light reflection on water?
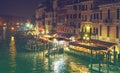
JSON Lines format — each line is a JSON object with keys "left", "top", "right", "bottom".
{"left": 9, "top": 36, "right": 16, "bottom": 73}
{"left": 52, "top": 58, "right": 65, "bottom": 73}
{"left": 69, "top": 62, "right": 89, "bottom": 73}
{"left": 0, "top": 37, "right": 90, "bottom": 73}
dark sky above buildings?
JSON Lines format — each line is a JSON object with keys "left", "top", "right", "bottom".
{"left": 0, "top": 0, "right": 46, "bottom": 18}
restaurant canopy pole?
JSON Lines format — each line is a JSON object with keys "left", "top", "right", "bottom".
{"left": 113, "top": 46, "right": 117, "bottom": 65}
{"left": 107, "top": 50, "right": 110, "bottom": 73}
{"left": 90, "top": 48, "right": 93, "bottom": 73}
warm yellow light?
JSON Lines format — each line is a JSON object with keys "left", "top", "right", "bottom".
{"left": 45, "top": 24, "right": 49, "bottom": 34}
{"left": 85, "top": 34, "right": 88, "bottom": 37}
{"left": 86, "top": 26, "right": 90, "bottom": 32}
{"left": 11, "top": 27, "right": 15, "bottom": 31}
{"left": 16, "top": 22, "right": 19, "bottom": 25}
{"left": 53, "top": 38, "right": 57, "bottom": 42}
{"left": 83, "top": 36, "right": 86, "bottom": 40}
{"left": 26, "top": 20, "right": 31, "bottom": 24}
{"left": 41, "top": 31, "right": 45, "bottom": 34}
{"left": 11, "top": 36, "right": 14, "bottom": 41}
{"left": 86, "top": 37, "right": 90, "bottom": 40}
{"left": 115, "top": 45, "right": 119, "bottom": 54}
{"left": 86, "top": 26, "right": 90, "bottom": 30}
{"left": 3, "top": 23, "right": 6, "bottom": 26}
{"left": 3, "top": 23, "right": 6, "bottom": 27}
{"left": 9, "top": 36, "right": 16, "bottom": 68}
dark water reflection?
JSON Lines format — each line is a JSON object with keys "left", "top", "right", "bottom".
{"left": 0, "top": 36, "right": 90, "bottom": 73}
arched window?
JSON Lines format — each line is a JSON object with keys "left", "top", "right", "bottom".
{"left": 116, "top": 26, "right": 119, "bottom": 38}
{"left": 108, "top": 9, "right": 110, "bottom": 19}
{"left": 117, "top": 8, "right": 119, "bottom": 19}
{"left": 100, "top": 10, "right": 102, "bottom": 20}
{"left": 66, "top": 15, "right": 69, "bottom": 19}
{"left": 100, "top": 25, "right": 102, "bottom": 36}
{"left": 79, "top": 13, "right": 81, "bottom": 19}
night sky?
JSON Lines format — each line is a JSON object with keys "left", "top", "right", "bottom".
{"left": 0, "top": 0, "right": 46, "bottom": 18}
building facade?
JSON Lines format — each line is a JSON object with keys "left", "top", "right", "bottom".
{"left": 57, "top": 0, "right": 120, "bottom": 43}
{"left": 36, "top": 0, "right": 120, "bottom": 49}
{"left": 35, "top": 0, "right": 58, "bottom": 34}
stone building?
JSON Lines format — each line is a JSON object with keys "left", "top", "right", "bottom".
{"left": 35, "top": 0, "right": 58, "bottom": 34}
{"left": 36, "top": 0, "right": 120, "bottom": 49}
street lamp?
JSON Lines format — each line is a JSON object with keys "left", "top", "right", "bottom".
{"left": 2, "top": 23, "right": 6, "bottom": 40}
{"left": 10, "top": 26, "right": 15, "bottom": 31}
{"left": 10, "top": 26, "right": 15, "bottom": 36}
{"left": 83, "top": 34, "right": 90, "bottom": 41}
{"left": 26, "top": 23, "right": 30, "bottom": 28}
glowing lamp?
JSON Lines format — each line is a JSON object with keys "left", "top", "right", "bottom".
{"left": 11, "top": 27, "right": 15, "bottom": 31}
{"left": 26, "top": 24, "right": 30, "bottom": 28}
{"left": 3, "top": 23, "right": 6, "bottom": 27}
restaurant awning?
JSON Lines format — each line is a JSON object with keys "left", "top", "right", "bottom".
{"left": 48, "top": 37, "right": 70, "bottom": 41}
{"left": 58, "top": 33, "right": 75, "bottom": 38}
{"left": 91, "top": 39, "right": 117, "bottom": 47}
{"left": 69, "top": 42, "right": 108, "bottom": 50}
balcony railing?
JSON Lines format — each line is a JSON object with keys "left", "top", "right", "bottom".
{"left": 115, "top": 19, "right": 120, "bottom": 23}
{"left": 103, "top": 18, "right": 113, "bottom": 23}
{"left": 90, "top": 19, "right": 99, "bottom": 23}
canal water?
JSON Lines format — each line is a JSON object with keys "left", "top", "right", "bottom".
{"left": 0, "top": 36, "right": 90, "bottom": 73}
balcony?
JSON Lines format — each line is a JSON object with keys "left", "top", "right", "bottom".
{"left": 90, "top": 19, "right": 100, "bottom": 23}
{"left": 115, "top": 19, "right": 120, "bottom": 23}
{"left": 103, "top": 18, "right": 113, "bottom": 25}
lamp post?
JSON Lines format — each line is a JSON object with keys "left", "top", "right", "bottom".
{"left": 113, "top": 46, "right": 117, "bottom": 65}
{"left": 106, "top": 50, "right": 110, "bottom": 73}
{"left": 2, "top": 23, "right": 6, "bottom": 40}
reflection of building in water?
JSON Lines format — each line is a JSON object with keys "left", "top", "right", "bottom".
{"left": 31, "top": 52, "right": 47, "bottom": 73}
{"left": 69, "top": 62, "right": 89, "bottom": 73}
{"left": 9, "top": 36, "right": 16, "bottom": 73}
